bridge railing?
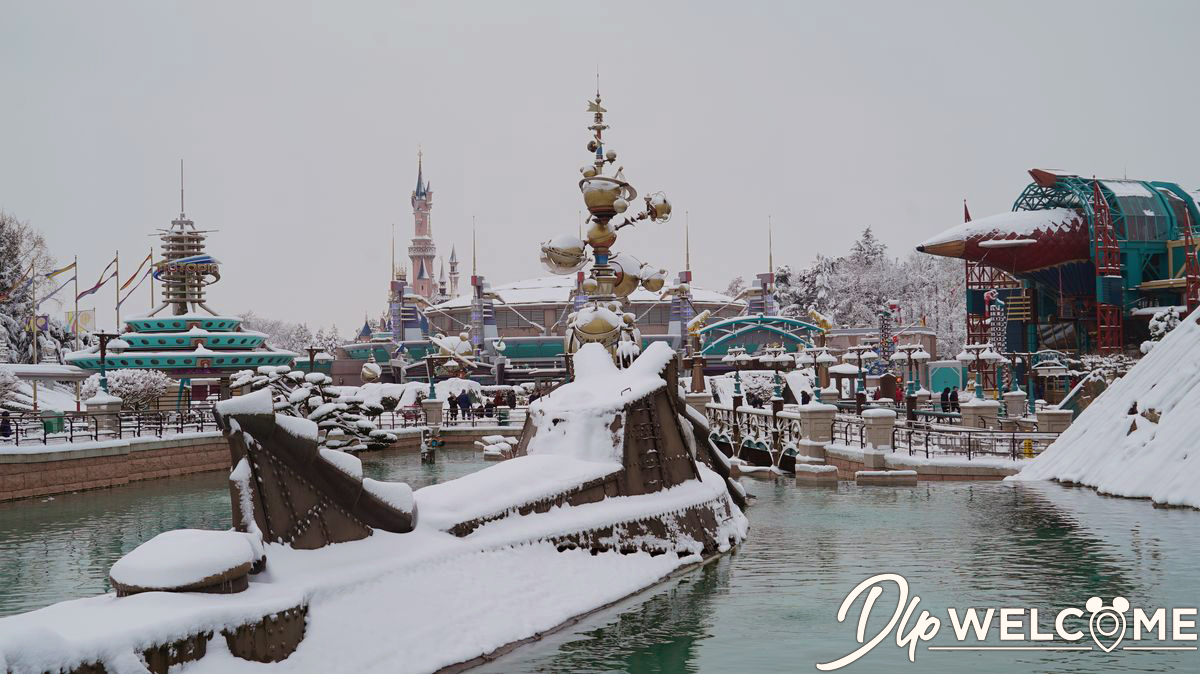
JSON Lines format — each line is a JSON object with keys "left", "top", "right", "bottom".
{"left": 708, "top": 403, "right": 1059, "bottom": 463}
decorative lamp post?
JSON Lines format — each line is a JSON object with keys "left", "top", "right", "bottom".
{"left": 814, "top": 347, "right": 837, "bottom": 402}
{"left": 956, "top": 343, "right": 991, "bottom": 399}
{"left": 844, "top": 345, "right": 878, "bottom": 396}
{"left": 981, "top": 348, "right": 1005, "bottom": 398}
{"left": 92, "top": 333, "right": 128, "bottom": 393}
{"left": 890, "top": 346, "right": 912, "bottom": 396}
{"left": 723, "top": 347, "right": 747, "bottom": 403}
{"left": 795, "top": 348, "right": 816, "bottom": 403}
{"left": 912, "top": 347, "right": 931, "bottom": 392}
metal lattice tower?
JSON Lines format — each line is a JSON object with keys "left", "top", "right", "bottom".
{"left": 1183, "top": 209, "right": 1200, "bottom": 314}
{"left": 964, "top": 202, "right": 1018, "bottom": 388}
{"left": 1090, "top": 180, "right": 1124, "bottom": 354}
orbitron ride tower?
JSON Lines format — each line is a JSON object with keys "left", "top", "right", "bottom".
{"left": 407, "top": 151, "right": 438, "bottom": 300}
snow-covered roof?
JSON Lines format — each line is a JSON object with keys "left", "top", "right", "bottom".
{"left": 918, "top": 207, "right": 1080, "bottom": 249}
{"left": 430, "top": 275, "right": 742, "bottom": 310}
{"left": 1101, "top": 180, "right": 1154, "bottom": 198}
{"left": 0, "top": 363, "right": 90, "bottom": 380}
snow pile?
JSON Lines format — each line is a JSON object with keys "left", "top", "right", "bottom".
{"left": 215, "top": 388, "right": 274, "bottom": 416}
{"left": 415, "top": 455, "right": 622, "bottom": 531}
{"left": 918, "top": 207, "right": 1080, "bottom": 248}
{"left": 525, "top": 342, "right": 673, "bottom": 463}
{"left": 108, "top": 529, "right": 262, "bottom": 591}
{"left": 1011, "top": 306, "right": 1200, "bottom": 508}
{"left": 362, "top": 478, "right": 414, "bottom": 514}
{"left": 318, "top": 447, "right": 363, "bottom": 480}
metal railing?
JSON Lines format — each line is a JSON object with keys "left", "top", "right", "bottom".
{"left": 832, "top": 416, "right": 1058, "bottom": 461}
{"left": 708, "top": 402, "right": 1060, "bottom": 464}
{"left": 0, "top": 405, "right": 219, "bottom": 446}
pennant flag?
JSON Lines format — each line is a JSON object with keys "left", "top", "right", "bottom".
{"left": 36, "top": 274, "right": 76, "bottom": 306}
{"left": 45, "top": 262, "right": 77, "bottom": 280}
{"left": 120, "top": 253, "right": 152, "bottom": 290}
{"left": 117, "top": 268, "right": 152, "bottom": 308}
{"left": 76, "top": 270, "right": 117, "bottom": 301}
{"left": 75, "top": 257, "right": 119, "bottom": 301}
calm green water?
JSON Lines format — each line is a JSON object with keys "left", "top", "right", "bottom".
{"left": 1, "top": 453, "right": 1198, "bottom": 673}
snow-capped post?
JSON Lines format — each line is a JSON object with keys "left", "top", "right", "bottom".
{"left": 796, "top": 402, "right": 836, "bottom": 462}
{"left": 960, "top": 398, "right": 1000, "bottom": 430}
{"left": 1003, "top": 389, "right": 1028, "bottom": 418}
{"left": 84, "top": 391, "right": 123, "bottom": 438}
{"left": 1036, "top": 406, "right": 1074, "bottom": 434}
{"left": 861, "top": 408, "right": 896, "bottom": 469}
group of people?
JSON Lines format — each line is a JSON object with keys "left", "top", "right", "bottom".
{"left": 939, "top": 386, "right": 961, "bottom": 413}
{"left": 446, "top": 387, "right": 520, "bottom": 421}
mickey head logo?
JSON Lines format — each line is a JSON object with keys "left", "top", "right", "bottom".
{"left": 1086, "top": 596, "right": 1129, "bottom": 653}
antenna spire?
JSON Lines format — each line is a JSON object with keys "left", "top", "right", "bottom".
{"left": 767, "top": 215, "right": 774, "bottom": 275}
{"left": 472, "top": 216, "right": 477, "bottom": 276}
{"left": 685, "top": 210, "right": 691, "bottom": 272}
{"left": 179, "top": 159, "right": 185, "bottom": 217}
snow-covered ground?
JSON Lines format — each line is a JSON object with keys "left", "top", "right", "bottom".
{"left": 1011, "top": 307, "right": 1200, "bottom": 509}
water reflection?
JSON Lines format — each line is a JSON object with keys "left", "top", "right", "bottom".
{"left": 1, "top": 456, "right": 1197, "bottom": 674}
{"left": 485, "top": 478, "right": 1200, "bottom": 674}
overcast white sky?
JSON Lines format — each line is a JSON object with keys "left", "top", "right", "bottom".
{"left": 3, "top": 0, "right": 1198, "bottom": 333}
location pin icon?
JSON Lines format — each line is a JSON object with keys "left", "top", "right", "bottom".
{"left": 1086, "top": 597, "right": 1129, "bottom": 653}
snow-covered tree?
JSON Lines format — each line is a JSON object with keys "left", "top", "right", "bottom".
{"left": 0, "top": 365, "right": 20, "bottom": 407}
{"left": 723, "top": 276, "right": 746, "bottom": 298}
{"left": 81, "top": 369, "right": 175, "bottom": 409}
{"left": 772, "top": 227, "right": 966, "bottom": 358}
{"left": 230, "top": 365, "right": 397, "bottom": 449}
{"left": 0, "top": 212, "right": 67, "bottom": 364}
{"left": 1141, "top": 306, "right": 1182, "bottom": 354}
{"left": 321, "top": 324, "right": 343, "bottom": 355}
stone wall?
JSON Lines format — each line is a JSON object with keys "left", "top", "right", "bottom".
{"left": 0, "top": 433, "right": 229, "bottom": 502}
{"left": 0, "top": 425, "right": 526, "bottom": 502}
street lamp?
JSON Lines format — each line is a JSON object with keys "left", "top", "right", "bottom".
{"left": 92, "top": 332, "right": 128, "bottom": 393}
{"left": 795, "top": 348, "right": 816, "bottom": 403}
{"left": 758, "top": 345, "right": 795, "bottom": 407}
{"left": 844, "top": 345, "right": 878, "bottom": 397}
{"left": 912, "top": 347, "right": 930, "bottom": 392}
{"left": 956, "top": 343, "right": 997, "bottom": 399}
{"left": 891, "top": 346, "right": 912, "bottom": 396}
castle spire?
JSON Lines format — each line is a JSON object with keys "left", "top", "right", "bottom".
{"left": 415, "top": 148, "right": 426, "bottom": 197}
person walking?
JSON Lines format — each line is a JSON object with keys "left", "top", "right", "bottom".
{"left": 0, "top": 411, "right": 11, "bottom": 439}
{"left": 447, "top": 392, "right": 459, "bottom": 421}
{"left": 940, "top": 388, "right": 950, "bottom": 413}
{"left": 506, "top": 389, "right": 517, "bottom": 409}
{"left": 950, "top": 387, "right": 961, "bottom": 413}
{"left": 457, "top": 390, "right": 472, "bottom": 420}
